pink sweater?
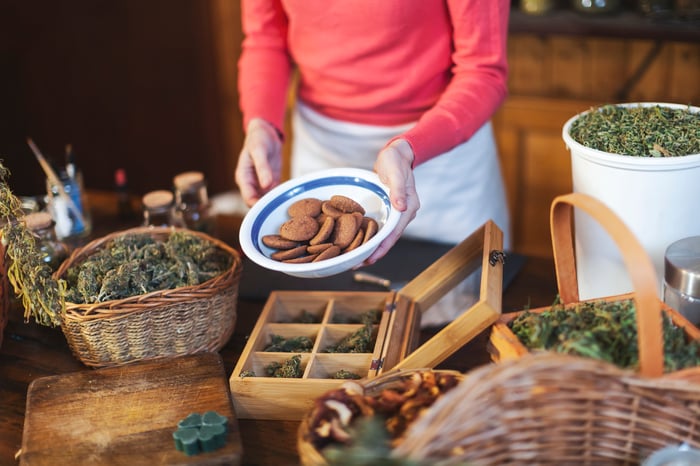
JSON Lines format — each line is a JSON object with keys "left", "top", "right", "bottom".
{"left": 238, "top": 0, "right": 510, "bottom": 166}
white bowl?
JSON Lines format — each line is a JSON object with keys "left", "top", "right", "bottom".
{"left": 239, "top": 168, "right": 400, "bottom": 278}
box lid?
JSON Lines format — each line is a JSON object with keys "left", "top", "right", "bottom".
{"left": 377, "top": 220, "right": 505, "bottom": 373}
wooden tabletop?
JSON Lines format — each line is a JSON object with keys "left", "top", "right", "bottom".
{"left": 0, "top": 192, "right": 558, "bottom": 466}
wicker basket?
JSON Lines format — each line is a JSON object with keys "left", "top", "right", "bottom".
{"left": 490, "top": 193, "right": 700, "bottom": 376}
{"left": 297, "top": 368, "right": 464, "bottom": 466}
{"left": 393, "top": 352, "right": 700, "bottom": 465}
{"left": 54, "top": 226, "right": 242, "bottom": 368}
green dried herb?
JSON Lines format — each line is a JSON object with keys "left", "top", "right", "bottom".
{"left": 239, "top": 370, "right": 256, "bottom": 378}
{"left": 264, "top": 354, "right": 303, "bottom": 378}
{"left": 569, "top": 104, "right": 700, "bottom": 157}
{"left": 0, "top": 162, "right": 65, "bottom": 326}
{"left": 509, "top": 298, "right": 700, "bottom": 371}
{"left": 331, "top": 370, "right": 362, "bottom": 380}
{"left": 325, "top": 323, "right": 374, "bottom": 353}
{"left": 63, "top": 230, "right": 232, "bottom": 304}
{"left": 264, "top": 334, "right": 314, "bottom": 352}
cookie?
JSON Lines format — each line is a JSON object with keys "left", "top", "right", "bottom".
{"left": 332, "top": 213, "right": 360, "bottom": 249}
{"left": 313, "top": 245, "right": 341, "bottom": 262}
{"left": 362, "top": 218, "right": 379, "bottom": 244}
{"left": 321, "top": 201, "right": 344, "bottom": 219}
{"left": 283, "top": 254, "right": 318, "bottom": 264}
{"left": 279, "top": 215, "right": 320, "bottom": 242}
{"left": 287, "top": 198, "right": 322, "bottom": 218}
{"left": 307, "top": 243, "right": 334, "bottom": 254}
{"left": 262, "top": 234, "right": 300, "bottom": 250}
{"left": 343, "top": 228, "right": 365, "bottom": 253}
{"left": 271, "top": 245, "right": 309, "bottom": 261}
{"left": 330, "top": 195, "right": 365, "bottom": 215}
{"left": 309, "top": 216, "right": 335, "bottom": 246}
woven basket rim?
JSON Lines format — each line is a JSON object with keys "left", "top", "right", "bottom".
{"left": 55, "top": 226, "right": 242, "bottom": 318}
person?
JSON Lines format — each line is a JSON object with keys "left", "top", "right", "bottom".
{"left": 235, "top": 1, "right": 511, "bottom": 325}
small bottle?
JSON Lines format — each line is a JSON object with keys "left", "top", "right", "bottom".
{"left": 24, "top": 211, "right": 70, "bottom": 272}
{"left": 173, "top": 171, "right": 216, "bottom": 236}
{"left": 141, "top": 190, "right": 185, "bottom": 228}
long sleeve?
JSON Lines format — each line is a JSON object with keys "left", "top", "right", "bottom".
{"left": 400, "top": 1, "right": 510, "bottom": 166}
{"left": 238, "top": 0, "right": 292, "bottom": 134}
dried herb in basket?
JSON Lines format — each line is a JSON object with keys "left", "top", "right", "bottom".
{"left": 509, "top": 298, "right": 700, "bottom": 371}
{"left": 63, "top": 230, "right": 233, "bottom": 304}
{"left": 568, "top": 104, "right": 700, "bottom": 157}
{"left": 0, "top": 162, "right": 65, "bottom": 327}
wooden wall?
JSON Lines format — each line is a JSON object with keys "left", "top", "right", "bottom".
{"left": 495, "top": 35, "right": 700, "bottom": 257}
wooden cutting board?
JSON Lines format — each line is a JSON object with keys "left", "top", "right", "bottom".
{"left": 20, "top": 352, "right": 241, "bottom": 466}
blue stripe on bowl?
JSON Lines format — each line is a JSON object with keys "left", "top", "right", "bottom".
{"left": 250, "top": 176, "right": 390, "bottom": 254}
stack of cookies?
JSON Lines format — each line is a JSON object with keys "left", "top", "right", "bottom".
{"left": 262, "top": 195, "right": 379, "bottom": 264}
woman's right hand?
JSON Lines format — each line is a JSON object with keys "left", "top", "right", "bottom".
{"left": 235, "top": 118, "right": 283, "bottom": 207}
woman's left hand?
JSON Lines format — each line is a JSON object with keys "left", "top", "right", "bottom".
{"left": 362, "top": 138, "right": 419, "bottom": 265}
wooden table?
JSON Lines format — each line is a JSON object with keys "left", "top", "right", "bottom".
{"left": 0, "top": 192, "right": 558, "bottom": 465}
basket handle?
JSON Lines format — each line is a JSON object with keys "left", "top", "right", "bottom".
{"left": 550, "top": 193, "right": 663, "bottom": 377}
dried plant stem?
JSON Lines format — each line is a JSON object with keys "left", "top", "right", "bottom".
{"left": 0, "top": 162, "right": 65, "bottom": 326}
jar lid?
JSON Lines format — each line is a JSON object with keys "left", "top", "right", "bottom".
{"left": 664, "top": 236, "right": 700, "bottom": 297}
{"left": 173, "top": 171, "right": 205, "bottom": 190}
{"left": 142, "top": 190, "right": 174, "bottom": 209}
{"left": 24, "top": 211, "right": 54, "bottom": 231}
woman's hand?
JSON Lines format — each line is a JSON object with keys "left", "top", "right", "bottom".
{"left": 235, "top": 118, "right": 283, "bottom": 207}
{"left": 363, "top": 138, "right": 419, "bottom": 265}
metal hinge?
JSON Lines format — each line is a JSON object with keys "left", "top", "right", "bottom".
{"left": 489, "top": 249, "right": 507, "bottom": 266}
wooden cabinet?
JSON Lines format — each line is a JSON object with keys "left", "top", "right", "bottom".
{"left": 494, "top": 32, "right": 700, "bottom": 257}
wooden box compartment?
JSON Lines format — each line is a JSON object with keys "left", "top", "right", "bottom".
{"left": 230, "top": 221, "right": 505, "bottom": 420}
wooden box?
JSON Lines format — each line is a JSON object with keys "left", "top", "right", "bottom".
{"left": 489, "top": 193, "right": 700, "bottom": 377}
{"left": 229, "top": 221, "right": 505, "bottom": 420}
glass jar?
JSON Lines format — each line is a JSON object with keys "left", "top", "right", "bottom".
{"left": 173, "top": 171, "right": 216, "bottom": 236}
{"left": 24, "top": 211, "right": 69, "bottom": 272}
{"left": 142, "top": 190, "right": 185, "bottom": 228}
{"left": 572, "top": 0, "right": 621, "bottom": 14}
{"left": 46, "top": 168, "right": 92, "bottom": 240}
{"left": 663, "top": 236, "right": 700, "bottom": 326}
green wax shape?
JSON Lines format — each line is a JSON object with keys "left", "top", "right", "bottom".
{"left": 177, "top": 412, "right": 202, "bottom": 429}
{"left": 198, "top": 424, "right": 227, "bottom": 452}
{"left": 201, "top": 411, "right": 227, "bottom": 431}
{"left": 173, "top": 427, "right": 200, "bottom": 456}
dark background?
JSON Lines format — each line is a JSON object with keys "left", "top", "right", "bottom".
{"left": 0, "top": 0, "right": 242, "bottom": 198}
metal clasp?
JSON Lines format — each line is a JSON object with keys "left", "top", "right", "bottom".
{"left": 489, "top": 249, "right": 506, "bottom": 266}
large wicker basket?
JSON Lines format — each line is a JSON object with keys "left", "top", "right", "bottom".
{"left": 392, "top": 352, "right": 700, "bottom": 465}
{"left": 54, "top": 226, "right": 242, "bottom": 368}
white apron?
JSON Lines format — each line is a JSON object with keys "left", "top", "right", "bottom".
{"left": 291, "top": 102, "right": 510, "bottom": 326}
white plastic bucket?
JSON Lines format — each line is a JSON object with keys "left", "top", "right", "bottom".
{"left": 562, "top": 102, "right": 700, "bottom": 300}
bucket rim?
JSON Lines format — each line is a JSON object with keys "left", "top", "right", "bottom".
{"left": 562, "top": 102, "right": 700, "bottom": 169}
